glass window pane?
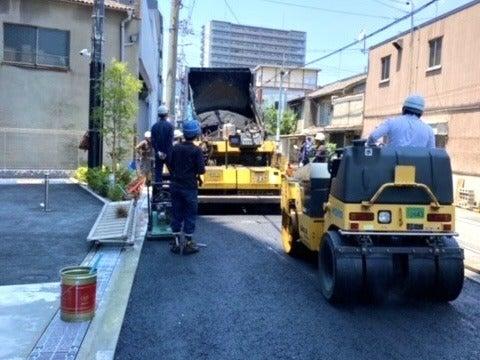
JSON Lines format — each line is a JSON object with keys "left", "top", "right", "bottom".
{"left": 435, "top": 38, "right": 442, "bottom": 66}
{"left": 37, "top": 28, "right": 69, "bottom": 67}
{"left": 3, "top": 24, "right": 36, "bottom": 64}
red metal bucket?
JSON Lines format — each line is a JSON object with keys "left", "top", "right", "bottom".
{"left": 60, "top": 266, "right": 97, "bottom": 322}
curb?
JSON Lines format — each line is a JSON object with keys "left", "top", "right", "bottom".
{"left": 76, "top": 197, "right": 148, "bottom": 360}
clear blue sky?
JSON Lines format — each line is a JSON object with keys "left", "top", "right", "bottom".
{"left": 159, "top": 0, "right": 472, "bottom": 85}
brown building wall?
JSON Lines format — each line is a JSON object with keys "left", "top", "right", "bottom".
{"left": 363, "top": 1, "right": 480, "bottom": 175}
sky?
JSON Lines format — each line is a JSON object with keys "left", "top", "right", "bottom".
{"left": 159, "top": 0, "right": 473, "bottom": 85}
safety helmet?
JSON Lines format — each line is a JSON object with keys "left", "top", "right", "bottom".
{"left": 144, "top": 131, "right": 151, "bottom": 138}
{"left": 174, "top": 129, "right": 183, "bottom": 139}
{"left": 158, "top": 105, "right": 169, "bottom": 116}
{"left": 182, "top": 120, "right": 201, "bottom": 139}
{"left": 315, "top": 133, "right": 326, "bottom": 142}
{"left": 403, "top": 94, "right": 425, "bottom": 113}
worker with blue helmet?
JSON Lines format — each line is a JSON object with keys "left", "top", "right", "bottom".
{"left": 367, "top": 94, "right": 435, "bottom": 148}
{"left": 168, "top": 119, "right": 205, "bottom": 254}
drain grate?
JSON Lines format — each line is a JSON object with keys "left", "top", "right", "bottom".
{"left": 87, "top": 201, "right": 134, "bottom": 244}
{"left": 28, "top": 249, "right": 122, "bottom": 360}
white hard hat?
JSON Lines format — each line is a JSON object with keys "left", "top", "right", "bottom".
{"left": 174, "top": 129, "right": 183, "bottom": 139}
{"left": 144, "top": 131, "right": 151, "bottom": 138}
{"left": 158, "top": 105, "right": 169, "bottom": 116}
{"left": 315, "top": 133, "right": 326, "bottom": 141}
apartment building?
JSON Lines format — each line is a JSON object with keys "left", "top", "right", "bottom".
{"left": 201, "top": 20, "right": 306, "bottom": 68}
{"left": 363, "top": 0, "right": 480, "bottom": 194}
{"left": 254, "top": 65, "right": 319, "bottom": 107}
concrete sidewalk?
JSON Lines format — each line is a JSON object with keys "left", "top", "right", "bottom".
{"left": 456, "top": 208, "right": 480, "bottom": 272}
{"left": 0, "top": 183, "right": 148, "bottom": 360}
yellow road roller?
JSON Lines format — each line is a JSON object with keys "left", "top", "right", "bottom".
{"left": 281, "top": 140, "right": 464, "bottom": 303}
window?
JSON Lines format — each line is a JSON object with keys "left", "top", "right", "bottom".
{"left": 428, "top": 36, "right": 442, "bottom": 68}
{"left": 381, "top": 55, "right": 391, "bottom": 81}
{"left": 3, "top": 23, "right": 69, "bottom": 69}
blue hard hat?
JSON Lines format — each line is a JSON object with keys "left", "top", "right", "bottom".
{"left": 403, "top": 94, "right": 425, "bottom": 113}
{"left": 182, "top": 120, "right": 201, "bottom": 138}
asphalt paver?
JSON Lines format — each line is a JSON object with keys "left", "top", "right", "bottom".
{"left": 116, "top": 215, "right": 480, "bottom": 360}
{"left": 0, "top": 184, "right": 102, "bottom": 285}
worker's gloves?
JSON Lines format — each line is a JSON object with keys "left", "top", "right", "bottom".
{"left": 157, "top": 151, "right": 167, "bottom": 160}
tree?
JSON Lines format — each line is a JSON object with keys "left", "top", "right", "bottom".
{"left": 98, "top": 60, "right": 142, "bottom": 173}
{"left": 263, "top": 105, "right": 297, "bottom": 136}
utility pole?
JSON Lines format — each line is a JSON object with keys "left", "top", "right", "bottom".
{"left": 88, "top": 0, "right": 105, "bottom": 168}
{"left": 166, "top": 0, "right": 181, "bottom": 124}
{"left": 276, "top": 54, "right": 286, "bottom": 143}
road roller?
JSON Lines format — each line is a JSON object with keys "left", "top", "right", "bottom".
{"left": 281, "top": 140, "right": 464, "bottom": 303}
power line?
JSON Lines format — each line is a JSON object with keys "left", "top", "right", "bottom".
{"left": 371, "top": 0, "right": 409, "bottom": 12}
{"left": 261, "top": 0, "right": 439, "bottom": 87}
{"left": 260, "top": 0, "right": 396, "bottom": 20}
{"left": 223, "top": 0, "right": 240, "bottom": 24}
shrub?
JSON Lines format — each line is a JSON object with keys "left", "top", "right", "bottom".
{"left": 86, "top": 167, "right": 110, "bottom": 198}
{"left": 74, "top": 166, "right": 88, "bottom": 183}
{"left": 107, "top": 184, "right": 125, "bottom": 202}
{"left": 115, "top": 166, "right": 132, "bottom": 188}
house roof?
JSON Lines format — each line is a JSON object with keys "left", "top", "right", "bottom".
{"left": 370, "top": 0, "right": 480, "bottom": 50}
{"left": 306, "top": 73, "right": 366, "bottom": 99}
{"left": 57, "top": 0, "right": 135, "bottom": 12}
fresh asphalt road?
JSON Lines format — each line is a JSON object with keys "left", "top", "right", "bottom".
{"left": 116, "top": 213, "right": 480, "bottom": 360}
{"left": 0, "top": 184, "right": 102, "bottom": 285}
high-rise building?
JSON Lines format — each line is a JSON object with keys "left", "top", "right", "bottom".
{"left": 201, "top": 20, "right": 306, "bottom": 68}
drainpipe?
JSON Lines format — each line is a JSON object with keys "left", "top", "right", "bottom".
{"left": 120, "top": 9, "right": 134, "bottom": 62}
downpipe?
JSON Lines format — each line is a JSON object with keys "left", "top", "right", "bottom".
{"left": 120, "top": 9, "right": 134, "bottom": 62}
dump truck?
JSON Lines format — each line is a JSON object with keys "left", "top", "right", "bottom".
{"left": 188, "top": 67, "right": 282, "bottom": 204}
{"left": 281, "top": 140, "right": 464, "bottom": 303}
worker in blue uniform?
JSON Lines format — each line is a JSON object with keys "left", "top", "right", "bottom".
{"left": 151, "top": 105, "right": 174, "bottom": 185}
{"left": 367, "top": 95, "right": 435, "bottom": 148}
{"left": 168, "top": 120, "right": 205, "bottom": 255}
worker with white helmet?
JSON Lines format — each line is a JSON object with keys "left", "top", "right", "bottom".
{"left": 367, "top": 94, "right": 435, "bottom": 148}
{"left": 135, "top": 131, "right": 154, "bottom": 182}
{"left": 151, "top": 104, "right": 174, "bottom": 187}
{"left": 313, "top": 132, "right": 328, "bottom": 163}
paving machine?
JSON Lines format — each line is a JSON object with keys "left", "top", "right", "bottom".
{"left": 281, "top": 140, "right": 464, "bottom": 303}
{"left": 188, "top": 67, "right": 282, "bottom": 204}
{"left": 145, "top": 181, "right": 173, "bottom": 240}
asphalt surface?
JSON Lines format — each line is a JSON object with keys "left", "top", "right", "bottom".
{"left": 116, "top": 214, "right": 480, "bottom": 360}
{"left": 0, "top": 184, "right": 102, "bottom": 285}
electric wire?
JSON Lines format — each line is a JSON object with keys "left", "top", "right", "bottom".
{"left": 223, "top": 0, "right": 240, "bottom": 24}
{"left": 260, "top": 0, "right": 396, "bottom": 20}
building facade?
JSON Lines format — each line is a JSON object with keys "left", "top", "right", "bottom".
{"left": 201, "top": 20, "right": 306, "bottom": 68}
{"left": 288, "top": 73, "right": 366, "bottom": 147}
{"left": 254, "top": 65, "right": 319, "bottom": 108}
{"left": 0, "top": 0, "right": 162, "bottom": 171}
{"left": 363, "top": 0, "right": 480, "bottom": 193}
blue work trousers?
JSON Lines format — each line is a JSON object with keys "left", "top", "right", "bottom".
{"left": 170, "top": 185, "right": 198, "bottom": 235}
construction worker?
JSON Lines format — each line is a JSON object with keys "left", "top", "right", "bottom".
{"left": 173, "top": 129, "right": 183, "bottom": 145}
{"left": 367, "top": 94, "right": 435, "bottom": 148}
{"left": 313, "top": 132, "right": 328, "bottom": 163}
{"left": 151, "top": 105, "right": 174, "bottom": 185}
{"left": 135, "top": 131, "right": 154, "bottom": 183}
{"left": 298, "top": 136, "right": 314, "bottom": 166}
{"left": 168, "top": 120, "right": 205, "bottom": 255}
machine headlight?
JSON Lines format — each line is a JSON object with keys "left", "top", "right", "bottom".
{"left": 378, "top": 210, "right": 391, "bottom": 224}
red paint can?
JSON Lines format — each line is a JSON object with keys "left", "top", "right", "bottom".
{"left": 60, "top": 266, "right": 97, "bottom": 322}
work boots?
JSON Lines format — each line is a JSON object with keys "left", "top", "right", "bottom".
{"left": 170, "top": 234, "right": 181, "bottom": 254}
{"left": 183, "top": 235, "right": 199, "bottom": 255}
